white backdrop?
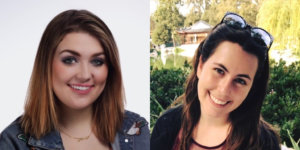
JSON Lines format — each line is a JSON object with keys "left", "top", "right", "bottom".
{"left": 0, "top": 0, "right": 149, "bottom": 132}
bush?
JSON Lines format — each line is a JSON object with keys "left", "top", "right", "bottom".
{"left": 150, "top": 67, "right": 191, "bottom": 130}
{"left": 262, "top": 59, "right": 300, "bottom": 147}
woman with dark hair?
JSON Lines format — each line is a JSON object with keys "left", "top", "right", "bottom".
{"left": 0, "top": 9, "right": 149, "bottom": 150}
{"left": 151, "top": 12, "right": 280, "bottom": 150}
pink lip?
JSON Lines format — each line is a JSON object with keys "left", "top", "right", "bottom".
{"left": 68, "top": 84, "right": 94, "bottom": 95}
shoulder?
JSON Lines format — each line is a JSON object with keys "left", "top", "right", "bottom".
{"left": 259, "top": 119, "right": 281, "bottom": 150}
{"left": 123, "top": 110, "right": 148, "bottom": 131}
{"left": 161, "top": 105, "right": 183, "bottom": 118}
{"left": 154, "top": 105, "right": 183, "bottom": 129}
{"left": 0, "top": 117, "right": 29, "bottom": 150}
{"left": 150, "top": 105, "right": 183, "bottom": 150}
{"left": 118, "top": 110, "right": 150, "bottom": 150}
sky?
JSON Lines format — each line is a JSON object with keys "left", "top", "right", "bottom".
{"left": 0, "top": 0, "right": 149, "bottom": 131}
{"left": 150, "top": 0, "right": 192, "bottom": 16}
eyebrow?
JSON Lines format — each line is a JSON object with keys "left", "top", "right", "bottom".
{"left": 213, "top": 63, "right": 252, "bottom": 80}
{"left": 59, "top": 49, "right": 105, "bottom": 57}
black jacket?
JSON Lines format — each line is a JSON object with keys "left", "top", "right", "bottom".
{"left": 150, "top": 105, "right": 281, "bottom": 150}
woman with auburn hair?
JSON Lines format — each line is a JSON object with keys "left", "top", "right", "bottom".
{"left": 0, "top": 9, "right": 149, "bottom": 150}
{"left": 151, "top": 12, "right": 280, "bottom": 150}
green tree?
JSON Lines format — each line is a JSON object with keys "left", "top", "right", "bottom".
{"left": 186, "top": 0, "right": 260, "bottom": 26}
{"left": 257, "top": 0, "right": 300, "bottom": 56}
{"left": 152, "top": 0, "right": 184, "bottom": 45}
{"left": 152, "top": 23, "right": 171, "bottom": 45}
{"left": 184, "top": 0, "right": 205, "bottom": 27}
{"left": 150, "top": 15, "right": 156, "bottom": 32}
{"left": 184, "top": 7, "right": 202, "bottom": 27}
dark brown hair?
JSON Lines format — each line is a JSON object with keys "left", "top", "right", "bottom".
{"left": 21, "top": 9, "right": 124, "bottom": 145}
{"left": 179, "top": 24, "right": 279, "bottom": 149}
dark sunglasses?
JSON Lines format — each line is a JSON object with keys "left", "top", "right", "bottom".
{"left": 221, "top": 12, "right": 273, "bottom": 50}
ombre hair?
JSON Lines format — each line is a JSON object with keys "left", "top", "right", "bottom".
{"left": 179, "top": 24, "right": 279, "bottom": 149}
{"left": 21, "top": 9, "right": 124, "bottom": 145}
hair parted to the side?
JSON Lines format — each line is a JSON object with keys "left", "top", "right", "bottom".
{"left": 21, "top": 9, "right": 124, "bottom": 145}
{"left": 179, "top": 24, "right": 279, "bottom": 150}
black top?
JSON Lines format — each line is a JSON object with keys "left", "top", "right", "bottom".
{"left": 151, "top": 105, "right": 183, "bottom": 150}
{"left": 150, "top": 105, "right": 281, "bottom": 150}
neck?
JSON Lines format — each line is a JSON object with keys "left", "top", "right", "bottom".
{"left": 58, "top": 104, "right": 93, "bottom": 134}
{"left": 192, "top": 111, "right": 231, "bottom": 146}
{"left": 199, "top": 112, "right": 230, "bottom": 127}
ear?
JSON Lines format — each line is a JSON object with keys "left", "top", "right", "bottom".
{"left": 196, "top": 56, "right": 203, "bottom": 78}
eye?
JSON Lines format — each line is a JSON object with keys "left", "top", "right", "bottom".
{"left": 234, "top": 78, "right": 247, "bottom": 85}
{"left": 91, "top": 58, "right": 104, "bottom": 66}
{"left": 214, "top": 68, "right": 225, "bottom": 75}
{"left": 62, "top": 56, "right": 77, "bottom": 64}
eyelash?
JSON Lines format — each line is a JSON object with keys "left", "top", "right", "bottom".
{"left": 91, "top": 58, "right": 105, "bottom": 66}
{"left": 61, "top": 56, "right": 104, "bottom": 66}
{"left": 214, "top": 68, "right": 225, "bottom": 75}
{"left": 234, "top": 78, "right": 247, "bottom": 85}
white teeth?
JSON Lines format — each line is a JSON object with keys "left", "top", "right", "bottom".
{"left": 71, "top": 85, "right": 90, "bottom": 91}
{"left": 210, "top": 95, "right": 227, "bottom": 105}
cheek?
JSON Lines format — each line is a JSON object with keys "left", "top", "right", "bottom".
{"left": 52, "top": 61, "right": 71, "bottom": 84}
{"left": 197, "top": 71, "right": 216, "bottom": 101}
{"left": 52, "top": 61, "right": 64, "bottom": 84}
{"left": 234, "top": 86, "right": 252, "bottom": 105}
{"left": 93, "top": 65, "right": 109, "bottom": 84}
{"left": 198, "top": 69, "right": 216, "bottom": 90}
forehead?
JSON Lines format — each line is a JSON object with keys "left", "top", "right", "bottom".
{"left": 206, "top": 41, "right": 258, "bottom": 77}
{"left": 56, "top": 32, "right": 104, "bottom": 55}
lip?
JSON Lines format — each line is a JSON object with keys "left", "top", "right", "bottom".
{"left": 208, "top": 91, "right": 231, "bottom": 108}
{"left": 68, "top": 84, "right": 94, "bottom": 95}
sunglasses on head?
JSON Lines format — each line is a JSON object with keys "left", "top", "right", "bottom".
{"left": 221, "top": 12, "right": 273, "bottom": 50}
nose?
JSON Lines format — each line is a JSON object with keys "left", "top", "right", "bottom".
{"left": 218, "top": 77, "right": 232, "bottom": 97}
{"left": 76, "top": 62, "right": 91, "bottom": 82}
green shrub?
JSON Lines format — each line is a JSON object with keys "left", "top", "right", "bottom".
{"left": 262, "top": 59, "right": 300, "bottom": 147}
{"left": 150, "top": 67, "right": 191, "bottom": 130}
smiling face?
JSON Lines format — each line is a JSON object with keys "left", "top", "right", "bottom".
{"left": 197, "top": 41, "right": 258, "bottom": 119}
{"left": 52, "top": 32, "right": 108, "bottom": 110}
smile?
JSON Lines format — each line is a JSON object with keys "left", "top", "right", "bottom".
{"left": 71, "top": 85, "right": 90, "bottom": 91}
{"left": 210, "top": 94, "right": 229, "bottom": 106}
{"left": 68, "top": 84, "right": 93, "bottom": 94}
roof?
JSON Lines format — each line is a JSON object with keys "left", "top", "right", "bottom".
{"left": 178, "top": 21, "right": 212, "bottom": 33}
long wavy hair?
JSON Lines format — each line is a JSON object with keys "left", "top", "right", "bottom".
{"left": 179, "top": 24, "right": 279, "bottom": 149}
{"left": 21, "top": 9, "right": 124, "bottom": 145}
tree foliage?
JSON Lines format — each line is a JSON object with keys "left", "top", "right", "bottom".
{"left": 152, "top": 0, "right": 184, "bottom": 45}
{"left": 184, "top": 0, "right": 203, "bottom": 27}
{"left": 185, "top": 0, "right": 259, "bottom": 26}
{"left": 150, "top": 15, "right": 156, "bottom": 32}
{"left": 257, "top": 0, "right": 300, "bottom": 56}
{"left": 184, "top": 7, "right": 202, "bottom": 27}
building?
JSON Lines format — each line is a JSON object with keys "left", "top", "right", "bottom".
{"left": 177, "top": 21, "right": 212, "bottom": 45}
